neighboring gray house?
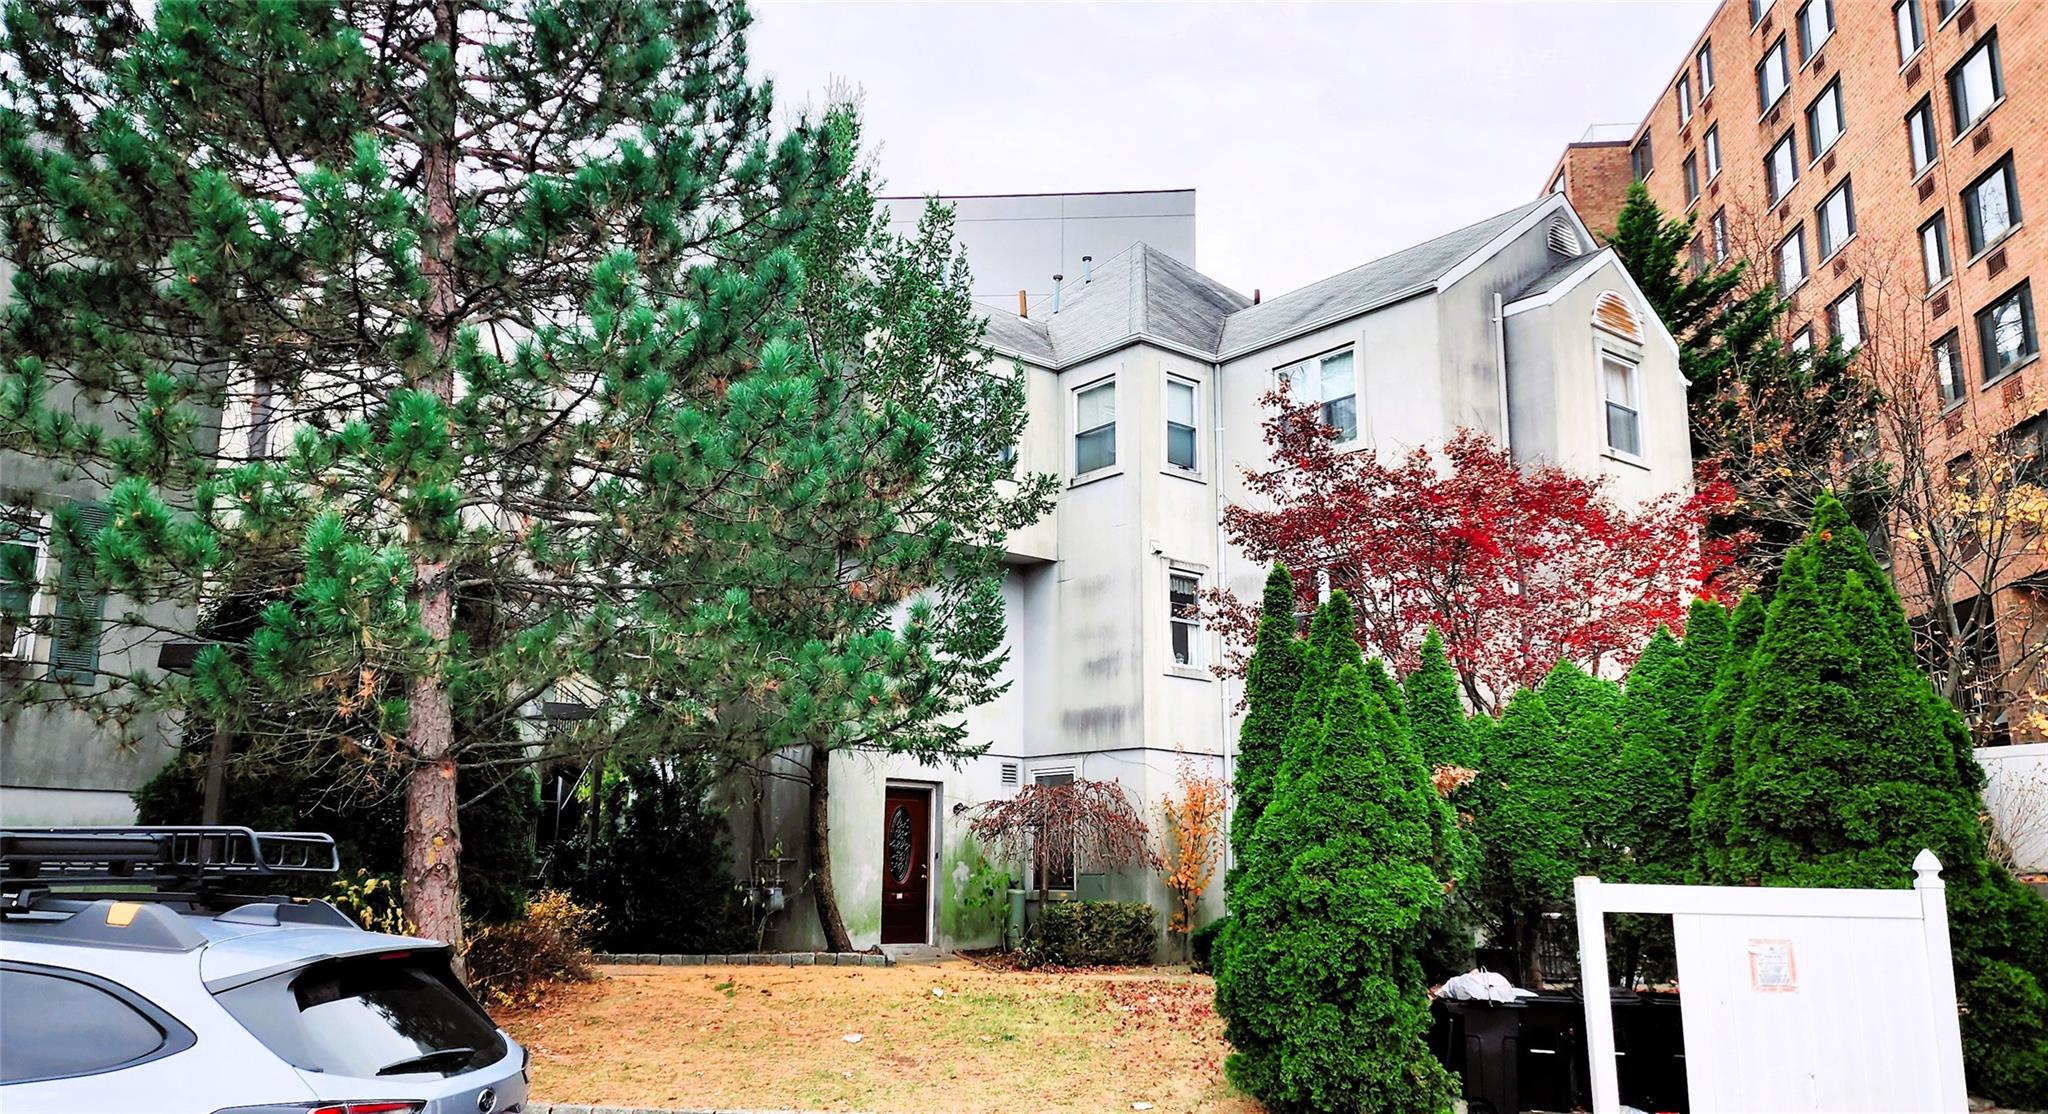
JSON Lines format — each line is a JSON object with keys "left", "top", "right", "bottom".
{"left": 749, "top": 191, "right": 1694, "bottom": 956}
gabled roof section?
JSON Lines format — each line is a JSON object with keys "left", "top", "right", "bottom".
{"left": 1501, "top": 245, "right": 1683, "bottom": 365}
{"left": 1217, "top": 196, "right": 1556, "bottom": 358}
{"left": 1514, "top": 248, "right": 1608, "bottom": 302}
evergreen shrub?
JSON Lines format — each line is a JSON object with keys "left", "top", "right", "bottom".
{"left": 1028, "top": 900, "right": 1156, "bottom": 967}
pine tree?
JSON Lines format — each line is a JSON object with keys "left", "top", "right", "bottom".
{"left": 1700, "top": 494, "right": 2048, "bottom": 1104}
{"left": 1216, "top": 591, "right": 1457, "bottom": 1114}
{"left": 0, "top": 1, "right": 1045, "bottom": 950}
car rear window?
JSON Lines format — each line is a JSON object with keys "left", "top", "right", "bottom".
{"left": 216, "top": 951, "right": 504, "bottom": 1078}
{"left": 0, "top": 965, "right": 189, "bottom": 1084}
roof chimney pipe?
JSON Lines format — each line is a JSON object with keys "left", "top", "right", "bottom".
{"left": 1082, "top": 255, "right": 1093, "bottom": 284}
{"left": 1018, "top": 290, "right": 1028, "bottom": 319}
{"left": 1052, "top": 274, "right": 1064, "bottom": 315}
{"left": 1254, "top": 289, "right": 1261, "bottom": 305}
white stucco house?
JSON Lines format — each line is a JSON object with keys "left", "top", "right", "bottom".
{"left": 750, "top": 191, "right": 1695, "bottom": 956}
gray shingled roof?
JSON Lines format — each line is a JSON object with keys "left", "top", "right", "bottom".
{"left": 1512, "top": 248, "right": 1608, "bottom": 302}
{"left": 976, "top": 196, "right": 1558, "bottom": 368}
{"left": 1216, "top": 197, "right": 1553, "bottom": 357}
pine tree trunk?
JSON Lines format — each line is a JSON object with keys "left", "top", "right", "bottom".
{"left": 401, "top": 0, "right": 465, "bottom": 963}
{"left": 809, "top": 746, "right": 853, "bottom": 952}
{"left": 200, "top": 723, "right": 232, "bottom": 825}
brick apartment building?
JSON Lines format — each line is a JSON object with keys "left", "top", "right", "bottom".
{"left": 1547, "top": 0, "right": 2048, "bottom": 740}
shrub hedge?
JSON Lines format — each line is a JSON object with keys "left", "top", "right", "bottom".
{"left": 1029, "top": 900, "right": 1156, "bottom": 967}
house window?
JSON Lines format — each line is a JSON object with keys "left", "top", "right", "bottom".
{"left": 1032, "top": 771, "right": 1076, "bottom": 891}
{"left": 1683, "top": 154, "right": 1701, "bottom": 205}
{"left": 1792, "top": 327, "right": 1814, "bottom": 352}
{"left": 1169, "top": 570, "right": 1202, "bottom": 667}
{"left": 1978, "top": 282, "right": 2038, "bottom": 383}
{"left": 43, "top": 502, "right": 107, "bottom": 684}
{"left": 1949, "top": 34, "right": 2002, "bottom": 135}
{"left": 1934, "top": 330, "right": 1965, "bottom": 405}
{"left": 1704, "top": 125, "right": 1722, "bottom": 179}
{"left": 1165, "top": 377, "right": 1198, "bottom": 472}
{"left": 1767, "top": 131, "right": 1800, "bottom": 203}
{"left": 1677, "top": 75, "right": 1693, "bottom": 124}
{"left": 0, "top": 510, "right": 45, "bottom": 662}
{"left": 1711, "top": 208, "right": 1729, "bottom": 261}
{"left": 1922, "top": 210, "right": 1953, "bottom": 290}
{"left": 1777, "top": 223, "right": 1808, "bottom": 292}
{"left": 1797, "top": 0, "right": 1833, "bottom": 61}
{"left": 1698, "top": 42, "right": 1716, "bottom": 94}
{"left": 1603, "top": 356, "right": 1642, "bottom": 457}
{"left": 1807, "top": 79, "right": 1845, "bottom": 159}
{"left": 1963, "top": 155, "right": 2020, "bottom": 256}
{"left": 1278, "top": 349, "right": 1358, "bottom": 443}
{"left": 1758, "top": 38, "right": 1791, "bottom": 114}
{"left": 1830, "top": 285, "right": 1863, "bottom": 349}
{"left": 1907, "top": 97, "right": 1939, "bottom": 176}
{"left": 1631, "top": 134, "right": 1654, "bottom": 181}
{"left": 1074, "top": 379, "right": 1116, "bottom": 475}
{"left": 1896, "top": 0, "right": 1925, "bottom": 62}
{"left": 1817, "top": 179, "right": 1856, "bottom": 259}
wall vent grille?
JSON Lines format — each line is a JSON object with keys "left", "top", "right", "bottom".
{"left": 1000, "top": 763, "right": 1019, "bottom": 787}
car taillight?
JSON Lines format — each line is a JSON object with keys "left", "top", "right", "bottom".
{"left": 210, "top": 1103, "right": 426, "bottom": 1114}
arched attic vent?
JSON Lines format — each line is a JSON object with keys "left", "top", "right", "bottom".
{"left": 1547, "top": 216, "right": 1581, "bottom": 257}
{"left": 1593, "top": 290, "right": 1643, "bottom": 342}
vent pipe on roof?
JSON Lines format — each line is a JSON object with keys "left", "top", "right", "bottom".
{"left": 1254, "top": 289, "right": 1261, "bottom": 305}
{"left": 1082, "top": 255, "right": 1093, "bottom": 284}
{"left": 1018, "top": 290, "right": 1028, "bottom": 319}
{"left": 1052, "top": 274, "right": 1064, "bottom": 315}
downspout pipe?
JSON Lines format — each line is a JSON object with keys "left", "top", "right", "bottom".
{"left": 1493, "top": 291, "right": 1512, "bottom": 452}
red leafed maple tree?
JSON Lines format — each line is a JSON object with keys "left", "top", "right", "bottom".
{"left": 1213, "top": 400, "right": 1733, "bottom": 713}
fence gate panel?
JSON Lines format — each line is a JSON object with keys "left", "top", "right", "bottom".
{"left": 1575, "top": 851, "right": 1966, "bottom": 1114}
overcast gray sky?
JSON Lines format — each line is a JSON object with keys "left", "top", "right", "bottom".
{"left": 750, "top": 0, "right": 1717, "bottom": 298}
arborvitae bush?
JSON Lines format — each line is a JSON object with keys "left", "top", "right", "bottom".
{"left": 1228, "top": 565, "right": 1305, "bottom": 872}
{"left": 1402, "top": 627, "right": 1480, "bottom": 980}
{"left": 1215, "top": 593, "right": 1457, "bottom": 1114}
{"left": 1689, "top": 592, "right": 1765, "bottom": 883}
{"left": 1405, "top": 628, "right": 1476, "bottom": 771}
{"left": 1697, "top": 493, "right": 2048, "bottom": 1105}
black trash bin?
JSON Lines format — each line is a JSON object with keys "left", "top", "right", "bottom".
{"left": 1516, "top": 992, "right": 1582, "bottom": 1112}
{"left": 1617, "top": 990, "right": 1688, "bottom": 1114}
{"left": 1434, "top": 997, "right": 1525, "bottom": 1114}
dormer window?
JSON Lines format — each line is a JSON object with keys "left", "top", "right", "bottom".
{"left": 1548, "top": 217, "right": 1581, "bottom": 257}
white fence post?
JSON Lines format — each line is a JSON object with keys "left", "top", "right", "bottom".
{"left": 1914, "top": 850, "right": 1969, "bottom": 1112}
{"left": 1573, "top": 874, "right": 1621, "bottom": 1114}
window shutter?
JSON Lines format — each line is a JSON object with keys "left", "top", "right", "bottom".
{"left": 47, "top": 501, "right": 108, "bottom": 685}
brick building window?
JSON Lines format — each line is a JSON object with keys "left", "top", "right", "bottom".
{"left": 1978, "top": 282, "right": 2038, "bottom": 384}
{"left": 1907, "top": 97, "right": 1939, "bottom": 176}
{"left": 1704, "top": 125, "right": 1722, "bottom": 179}
{"left": 1817, "top": 179, "right": 1856, "bottom": 259}
{"left": 1690, "top": 235, "right": 1707, "bottom": 276}
{"left": 1677, "top": 75, "right": 1693, "bottom": 125}
{"left": 1777, "top": 224, "right": 1808, "bottom": 293}
{"left": 1948, "top": 33, "right": 2002, "bottom": 135}
{"left": 1829, "top": 285, "right": 1863, "bottom": 349}
{"left": 1922, "top": 210, "right": 1954, "bottom": 290}
{"left": 1750, "top": 0, "right": 1775, "bottom": 26}
{"left": 1797, "top": 0, "right": 1833, "bottom": 62}
{"left": 1964, "top": 155, "right": 2020, "bottom": 256}
{"left": 1895, "top": 0, "right": 1925, "bottom": 63}
{"left": 1936, "top": 0, "right": 1965, "bottom": 23}
{"left": 1933, "top": 331, "right": 1965, "bottom": 406}
{"left": 1792, "top": 326, "right": 1814, "bottom": 352}
{"left": 1807, "top": 79, "right": 1844, "bottom": 159}
{"left": 1698, "top": 43, "right": 1716, "bottom": 94}
{"left": 1683, "top": 154, "right": 1700, "bottom": 205}
{"left": 1758, "top": 38, "right": 1791, "bottom": 114}
{"left": 1631, "top": 134, "right": 1654, "bottom": 181}
{"left": 1767, "top": 131, "right": 1800, "bottom": 203}
{"left": 1712, "top": 208, "right": 1729, "bottom": 261}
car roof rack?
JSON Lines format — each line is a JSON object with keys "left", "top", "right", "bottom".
{"left": 1, "top": 826, "right": 339, "bottom": 908}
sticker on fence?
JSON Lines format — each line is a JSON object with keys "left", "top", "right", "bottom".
{"left": 1747, "top": 938, "right": 1798, "bottom": 992}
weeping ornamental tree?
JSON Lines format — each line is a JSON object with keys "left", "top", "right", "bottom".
{"left": 1693, "top": 494, "right": 2048, "bottom": 1105}
{"left": 0, "top": 1, "right": 1044, "bottom": 951}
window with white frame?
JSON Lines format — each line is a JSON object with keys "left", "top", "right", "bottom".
{"left": 0, "top": 510, "right": 45, "bottom": 661}
{"left": 1751, "top": 0, "right": 1774, "bottom": 25}
{"left": 1922, "top": 210, "right": 1953, "bottom": 291}
{"left": 1792, "top": 327, "right": 1814, "bottom": 353}
{"left": 1277, "top": 349, "right": 1358, "bottom": 443}
{"left": 1817, "top": 179, "right": 1855, "bottom": 259}
{"left": 1704, "top": 125, "right": 1722, "bottom": 179}
{"left": 1797, "top": 0, "right": 1833, "bottom": 62}
{"left": 1758, "top": 38, "right": 1791, "bottom": 113}
{"left": 1777, "top": 224, "right": 1808, "bottom": 292}
{"left": 1807, "top": 79, "right": 1844, "bottom": 159}
{"left": 1964, "top": 155, "right": 2020, "bottom": 256}
{"left": 1949, "top": 33, "right": 2002, "bottom": 135}
{"left": 1895, "top": 0, "right": 1924, "bottom": 63}
{"left": 1937, "top": 0, "right": 1964, "bottom": 19}
{"left": 1677, "top": 75, "right": 1693, "bottom": 125}
{"left": 1767, "top": 131, "right": 1800, "bottom": 203}
{"left": 1603, "top": 356, "right": 1642, "bottom": 457}
{"left": 1933, "top": 330, "right": 1965, "bottom": 405}
{"left": 1698, "top": 42, "right": 1715, "bottom": 94}
{"left": 1074, "top": 379, "right": 1116, "bottom": 475}
{"left": 1829, "top": 285, "right": 1863, "bottom": 349}
{"left": 1907, "top": 97, "right": 1938, "bottom": 176}
{"left": 1165, "top": 376, "right": 1198, "bottom": 472}
{"left": 1169, "top": 569, "right": 1202, "bottom": 668}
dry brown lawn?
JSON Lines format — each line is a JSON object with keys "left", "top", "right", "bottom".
{"left": 496, "top": 959, "right": 1259, "bottom": 1113}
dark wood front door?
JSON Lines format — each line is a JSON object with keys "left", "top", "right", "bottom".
{"left": 880, "top": 786, "right": 932, "bottom": 945}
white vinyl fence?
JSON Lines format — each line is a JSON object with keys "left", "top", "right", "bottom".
{"left": 1979, "top": 744, "right": 2048, "bottom": 874}
{"left": 1574, "top": 851, "right": 1966, "bottom": 1114}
